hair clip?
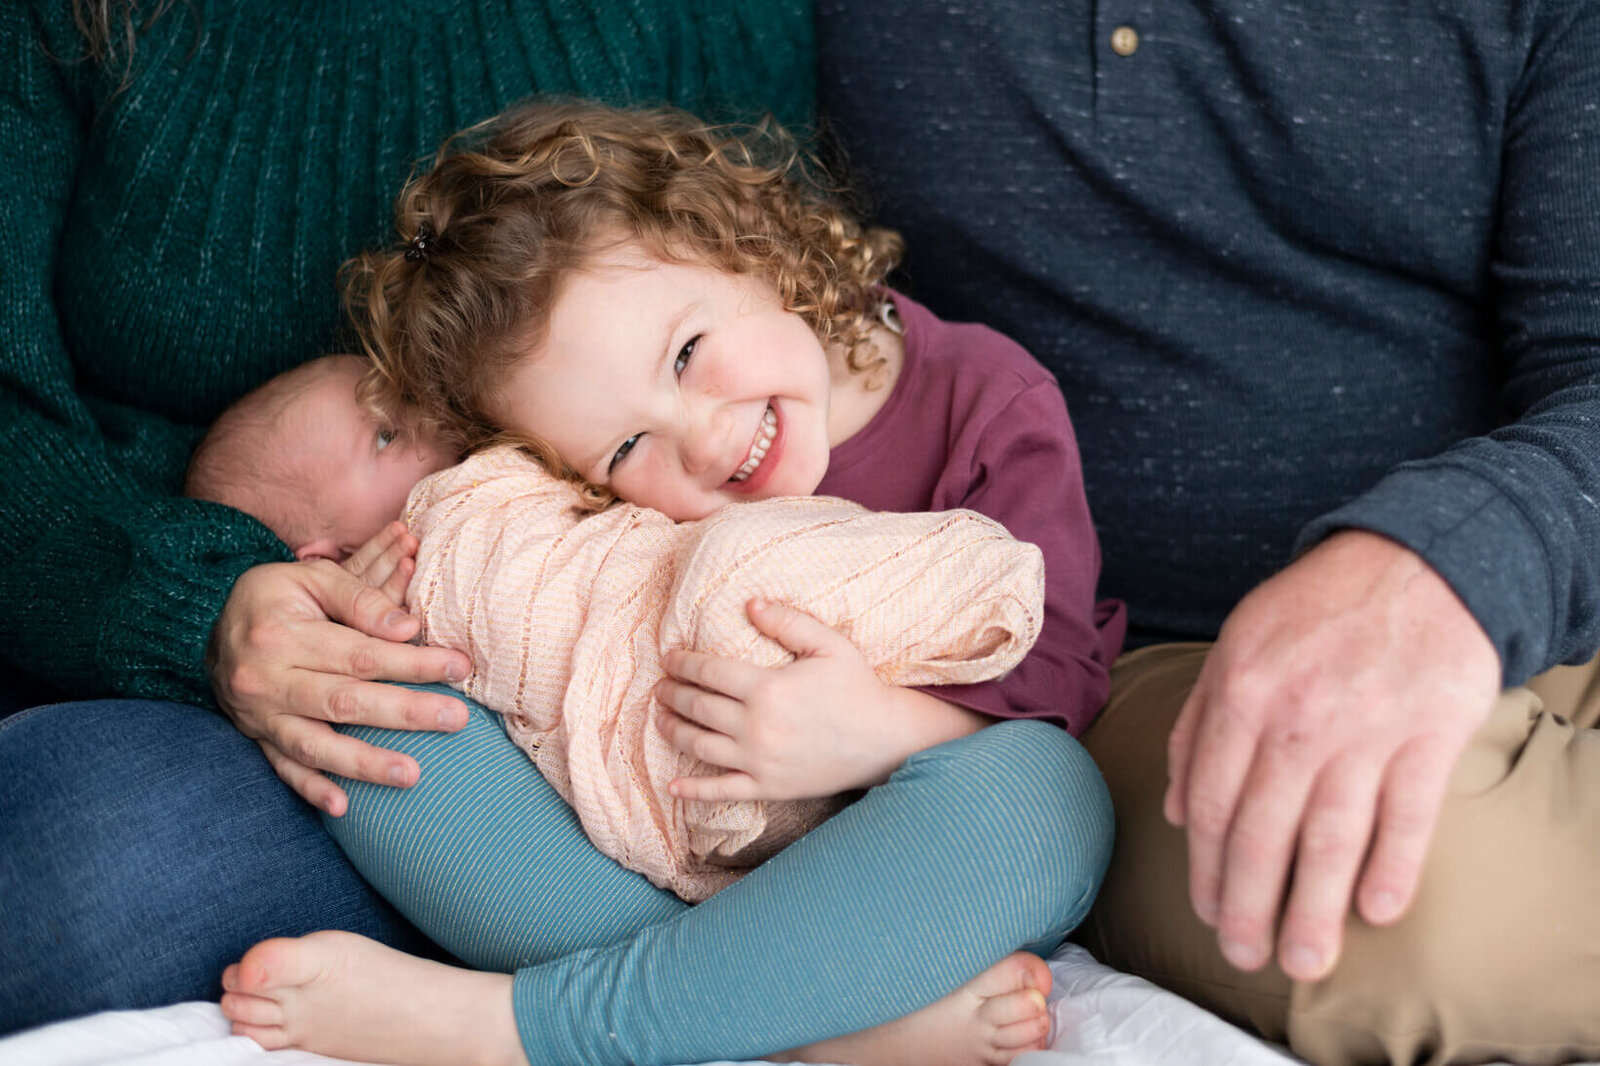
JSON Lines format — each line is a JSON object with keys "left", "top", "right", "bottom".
{"left": 405, "top": 226, "right": 433, "bottom": 262}
{"left": 876, "top": 299, "right": 904, "bottom": 335}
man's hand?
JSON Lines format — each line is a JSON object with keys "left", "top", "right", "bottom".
{"left": 1164, "top": 530, "right": 1500, "bottom": 981}
{"left": 656, "top": 599, "right": 986, "bottom": 800}
{"left": 210, "top": 559, "right": 474, "bottom": 816}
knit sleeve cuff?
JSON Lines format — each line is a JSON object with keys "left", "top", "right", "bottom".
{"left": 1293, "top": 463, "right": 1553, "bottom": 687}
{"left": 95, "top": 502, "right": 294, "bottom": 708}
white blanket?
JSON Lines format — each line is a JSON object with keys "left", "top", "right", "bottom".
{"left": 1, "top": 942, "right": 1574, "bottom": 1066}
{"left": 0, "top": 943, "right": 1317, "bottom": 1066}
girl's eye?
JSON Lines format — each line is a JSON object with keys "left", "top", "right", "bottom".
{"left": 674, "top": 336, "right": 699, "bottom": 376}
{"left": 376, "top": 428, "right": 396, "bottom": 451}
{"left": 609, "top": 434, "right": 640, "bottom": 474}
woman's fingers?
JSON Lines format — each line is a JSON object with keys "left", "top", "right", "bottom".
{"left": 304, "top": 559, "right": 425, "bottom": 643}
{"left": 210, "top": 561, "right": 473, "bottom": 802}
{"left": 260, "top": 710, "right": 423, "bottom": 791}
{"left": 280, "top": 655, "right": 471, "bottom": 731}
{"left": 255, "top": 737, "right": 350, "bottom": 815}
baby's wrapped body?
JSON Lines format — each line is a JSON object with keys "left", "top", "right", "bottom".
{"left": 407, "top": 444, "right": 1045, "bottom": 901}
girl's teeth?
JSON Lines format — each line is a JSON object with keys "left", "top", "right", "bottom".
{"left": 731, "top": 407, "right": 778, "bottom": 481}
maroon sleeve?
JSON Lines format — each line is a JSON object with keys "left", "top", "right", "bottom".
{"left": 921, "top": 380, "right": 1125, "bottom": 734}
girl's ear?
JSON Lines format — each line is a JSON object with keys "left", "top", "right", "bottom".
{"left": 294, "top": 537, "right": 342, "bottom": 563}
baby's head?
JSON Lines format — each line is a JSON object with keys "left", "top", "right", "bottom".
{"left": 185, "top": 355, "right": 457, "bottom": 561}
{"left": 343, "top": 99, "right": 902, "bottom": 516}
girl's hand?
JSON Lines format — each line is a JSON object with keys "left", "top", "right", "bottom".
{"left": 210, "top": 558, "right": 473, "bottom": 816}
{"left": 342, "top": 521, "right": 419, "bottom": 606}
{"left": 656, "top": 599, "right": 987, "bottom": 801}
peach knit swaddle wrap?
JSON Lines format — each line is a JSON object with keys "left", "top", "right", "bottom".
{"left": 405, "top": 444, "right": 1045, "bottom": 901}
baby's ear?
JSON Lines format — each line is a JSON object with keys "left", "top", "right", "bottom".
{"left": 294, "top": 537, "right": 343, "bottom": 562}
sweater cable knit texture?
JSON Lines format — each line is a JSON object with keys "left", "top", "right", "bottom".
{"left": 0, "top": 0, "right": 812, "bottom": 704}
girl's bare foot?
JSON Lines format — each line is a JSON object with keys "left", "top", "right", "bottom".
{"left": 775, "top": 951, "right": 1054, "bottom": 1066}
{"left": 220, "top": 930, "right": 522, "bottom": 1066}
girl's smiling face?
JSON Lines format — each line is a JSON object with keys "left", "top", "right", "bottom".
{"left": 488, "top": 244, "right": 839, "bottom": 521}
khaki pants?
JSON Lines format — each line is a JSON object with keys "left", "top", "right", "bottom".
{"left": 1076, "top": 644, "right": 1600, "bottom": 1066}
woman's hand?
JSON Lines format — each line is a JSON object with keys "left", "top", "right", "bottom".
{"left": 209, "top": 555, "right": 474, "bottom": 816}
{"left": 1164, "top": 530, "right": 1500, "bottom": 982}
{"left": 656, "top": 599, "right": 987, "bottom": 801}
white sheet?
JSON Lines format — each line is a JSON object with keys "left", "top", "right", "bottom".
{"left": 1, "top": 943, "right": 1582, "bottom": 1066}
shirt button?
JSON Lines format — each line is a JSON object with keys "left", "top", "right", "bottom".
{"left": 1111, "top": 26, "right": 1139, "bottom": 56}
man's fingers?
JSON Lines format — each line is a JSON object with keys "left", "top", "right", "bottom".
{"left": 263, "top": 712, "right": 422, "bottom": 789}
{"left": 1164, "top": 683, "right": 1208, "bottom": 825}
{"left": 256, "top": 738, "right": 349, "bottom": 816}
{"left": 1212, "top": 743, "right": 1318, "bottom": 971}
{"left": 1180, "top": 689, "right": 1263, "bottom": 927}
{"left": 656, "top": 678, "right": 744, "bottom": 736}
{"left": 1358, "top": 738, "right": 1457, "bottom": 926}
{"left": 1274, "top": 754, "right": 1383, "bottom": 980}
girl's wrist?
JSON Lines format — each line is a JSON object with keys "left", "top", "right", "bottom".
{"left": 876, "top": 687, "right": 989, "bottom": 776}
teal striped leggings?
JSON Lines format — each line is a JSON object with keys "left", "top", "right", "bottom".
{"left": 327, "top": 690, "right": 1112, "bottom": 1065}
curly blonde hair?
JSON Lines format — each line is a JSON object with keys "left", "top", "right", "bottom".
{"left": 345, "top": 99, "right": 903, "bottom": 507}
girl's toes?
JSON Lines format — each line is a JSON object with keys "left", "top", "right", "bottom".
{"left": 969, "top": 950, "right": 1053, "bottom": 1000}
{"left": 977, "top": 987, "right": 1048, "bottom": 1028}
{"left": 230, "top": 1020, "right": 291, "bottom": 1051}
{"left": 220, "top": 990, "right": 285, "bottom": 1028}
{"left": 1015, "top": 952, "right": 1052, "bottom": 996}
{"left": 993, "top": 1011, "right": 1053, "bottom": 1052}
{"left": 234, "top": 934, "right": 329, "bottom": 993}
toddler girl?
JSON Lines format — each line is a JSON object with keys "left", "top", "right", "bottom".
{"left": 220, "top": 100, "right": 1123, "bottom": 1066}
{"left": 185, "top": 358, "right": 1052, "bottom": 903}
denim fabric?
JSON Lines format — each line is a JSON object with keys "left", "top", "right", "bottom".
{"left": 0, "top": 698, "right": 437, "bottom": 1035}
{"left": 328, "top": 692, "right": 1112, "bottom": 1065}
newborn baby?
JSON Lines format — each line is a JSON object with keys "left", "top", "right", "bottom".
{"left": 184, "top": 354, "right": 455, "bottom": 562}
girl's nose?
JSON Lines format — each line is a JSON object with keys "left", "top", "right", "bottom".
{"left": 679, "top": 404, "right": 727, "bottom": 476}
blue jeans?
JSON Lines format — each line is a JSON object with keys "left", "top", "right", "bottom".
{"left": 328, "top": 691, "right": 1114, "bottom": 1066}
{"left": 0, "top": 698, "right": 438, "bottom": 1035}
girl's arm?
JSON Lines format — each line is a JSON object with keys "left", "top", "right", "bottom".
{"left": 662, "top": 372, "right": 1113, "bottom": 800}
{"left": 922, "top": 378, "right": 1119, "bottom": 736}
{"left": 658, "top": 599, "right": 990, "bottom": 800}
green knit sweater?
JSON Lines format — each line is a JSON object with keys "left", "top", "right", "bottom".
{"left": 0, "top": 0, "right": 813, "bottom": 706}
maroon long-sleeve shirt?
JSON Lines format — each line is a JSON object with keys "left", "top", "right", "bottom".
{"left": 818, "top": 292, "right": 1125, "bottom": 735}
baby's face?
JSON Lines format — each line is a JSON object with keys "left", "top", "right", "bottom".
{"left": 287, "top": 361, "right": 458, "bottom": 561}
